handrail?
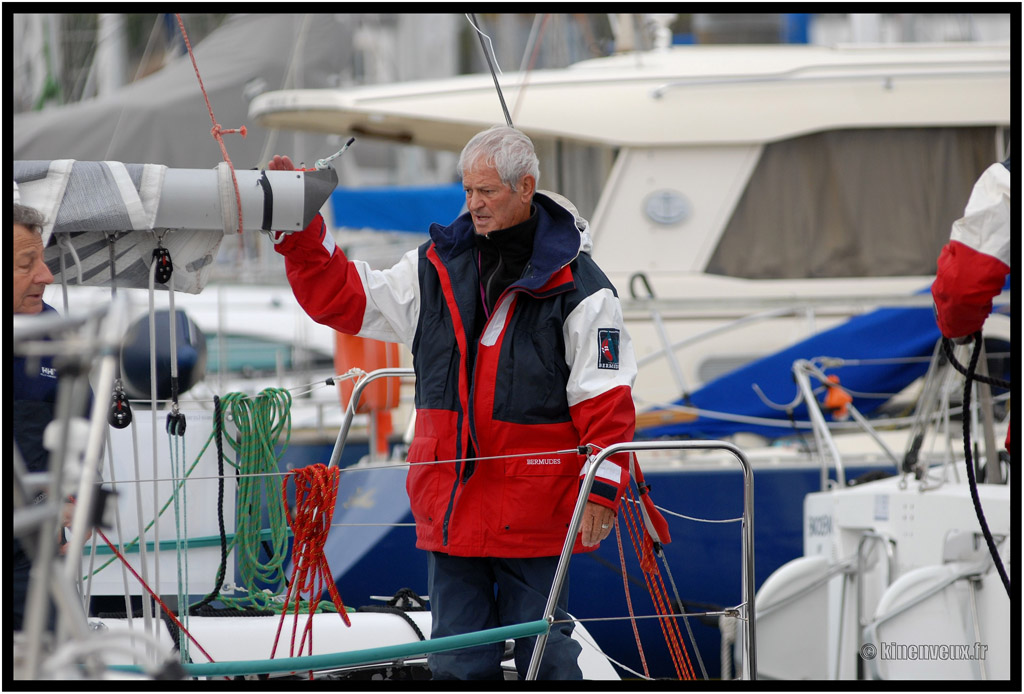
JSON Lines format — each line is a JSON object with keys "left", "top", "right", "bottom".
{"left": 754, "top": 558, "right": 855, "bottom": 619}
{"left": 620, "top": 289, "right": 1010, "bottom": 314}
{"left": 327, "top": 367, "right": 415, "bottom": 469}
{"left": 792, "top": 360, "right": 846, "bottom": 489}
{"left": 629, "top": 271, "right": 689, "bottom": 397}
{"left": 860, "top": 562, "right": 993, "bottom": 680}
{"left": 856, "top": 532, "right": 897, "bottom": 651}
{"left": 627, "top": 290, "right": 1011, "bottom": 375}
{"left": 650, "top": 64, "right": 1009, "bottom": 98}
{"left": 525, "top": 439, "right": 757, "bottom": 680}
{"left": 108, "top": 618, "right": 549, "bottom": 678}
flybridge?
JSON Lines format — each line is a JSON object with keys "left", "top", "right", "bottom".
{"left": 249, "top": 42, "right": 1010, "bottom": 149}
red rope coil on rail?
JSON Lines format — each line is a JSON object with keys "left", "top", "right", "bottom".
{"left": 271, "top": 464, "right": 350, "bottom": 676}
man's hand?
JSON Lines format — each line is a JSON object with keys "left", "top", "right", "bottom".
{"left": 59, "top": 499, "right": 92, "bottom": 555}
{"left": 580, "top": 501, "right": 616, "bottom": 547}
{"left": 268, "top": 155, "right": 296, "bottom": 171}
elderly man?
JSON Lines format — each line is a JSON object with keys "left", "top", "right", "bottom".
{"left": 270, "top": 126, "right": 637, "bottom": 679}
{"left": 12, "top": 202, "right": 67, "bottom": 632}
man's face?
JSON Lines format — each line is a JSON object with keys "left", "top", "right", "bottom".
{"left": 463, "top": 160, "right": 535, "bottom": 236}
{"left": 14, "top": 224, "right": 53, "bottom": 314}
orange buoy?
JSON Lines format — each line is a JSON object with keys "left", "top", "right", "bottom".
{"left": 822, "top": 374, "right": 853, "bottom": 421}
{"left": 334, "top": 332, "right": 401, "bottom": 455}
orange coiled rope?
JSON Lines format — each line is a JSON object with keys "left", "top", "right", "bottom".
{"left": 271, "top": 464, "right": 351, "bottom": 675}
{"left": 175, "top": 14, "right": 247, "bottom": 236}
{"left": 619, "top": 484, "right": 696, "bottom": 680}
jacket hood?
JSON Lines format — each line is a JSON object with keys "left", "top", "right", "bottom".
{"left": 539, "top": 189, "right": 592, "bottom": 254}
{"left": 429, "top": 191, "right": 589, "bottom": 290}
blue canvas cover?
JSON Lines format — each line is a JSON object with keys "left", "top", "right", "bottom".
{"left": 637, "top": 275, "right": 1011, "bottom": 440}
{"left": 637, "top": 306, "right": 941, "bottom": 440}
{"left": 329, "top": 183, "right": 465, "bottom": 233}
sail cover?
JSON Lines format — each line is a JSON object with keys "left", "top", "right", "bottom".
{"left": 637, "top": 304, "right": 941, "bottom": 440}
{"left": 14, "top": 159, "right": 337, "bottom": 294}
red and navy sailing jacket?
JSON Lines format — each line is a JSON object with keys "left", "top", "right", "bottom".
{"left": 275, "top": 193, "right": 637, "bottom": 557}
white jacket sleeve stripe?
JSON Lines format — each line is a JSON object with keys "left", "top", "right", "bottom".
{"left": 353, "top": 247, "right": 422, "bottom": 346}
{"left": 950, "top": 162, "right": 1011, "bottom": 267}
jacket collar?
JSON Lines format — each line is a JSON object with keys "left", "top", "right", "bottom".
{"left": 429, "top": 192, "right": 581, "bottom": 292}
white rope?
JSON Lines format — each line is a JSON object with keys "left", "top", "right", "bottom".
{"left": 147, "top": 253, "right": 162, "bottom": 627}
{"left": 128, "top": 407, "right": 159, "bottom": 652}
{"left": 464, "top": 13, "right": 503, "bottom": 76}
{"left": 92, "top": 430, "right": 129, "bottom": 622}
{"left": 127, "top": 372, "right": 363, "bottom": 409}
{"left": 628, "top": 498, "right": 741, "bottom": 525}
{"left": 169, "top": 426, "right": 190, "bottom": 663}
{"left": 55, "top": 234, "right": 85, "bottom": 286}
{"left": 719, "top": 613, "right": 737, "bottom": 680}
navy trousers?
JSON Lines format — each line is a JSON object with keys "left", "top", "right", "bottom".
{"left": 426, "top": 552, "right": 582, "bottom": 680}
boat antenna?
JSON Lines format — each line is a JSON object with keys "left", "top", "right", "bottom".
{"left": 466, "top": 13, "right": 514, "bottom": 128}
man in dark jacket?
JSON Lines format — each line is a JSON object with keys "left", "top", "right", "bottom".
{"left": 270, "top": 126, "right": 637, "bottom": 679}
{"left": 12, "top": 202, "right": 71, "bottom": 632}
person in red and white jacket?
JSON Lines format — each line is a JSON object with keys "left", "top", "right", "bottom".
{"left": 931, "top": 156, "right": 1011, "bottom": 452}
{"left": 269, "top": 126, "right": 637, "bottom": 679}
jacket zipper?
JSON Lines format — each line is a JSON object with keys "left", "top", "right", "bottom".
{"left": 441, "top": 409, "right": 464, "bottom": 547}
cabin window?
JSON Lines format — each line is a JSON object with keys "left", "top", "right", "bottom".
{"left": 705, "top": 127, "right": 998, "bottom": 279}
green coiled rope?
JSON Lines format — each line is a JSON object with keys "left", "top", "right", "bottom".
{"left": 89, "top": 387, "right": 343, "bottom": 615}
{"left": 216, "top": 388, "right": 293, "bottom": 612}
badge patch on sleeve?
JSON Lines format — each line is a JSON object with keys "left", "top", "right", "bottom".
{"left": 597, "top": 328, "right": 620, "bottom": 370}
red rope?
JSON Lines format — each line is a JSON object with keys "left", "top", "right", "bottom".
{"left": 620, "top": 489, "right": 684, "bottom": 678}
{"left": 175, "top": 14, "right": 247, "bottom": 236}
{"left": 619, "top": 486, "right": 695, "bottom": 679}
{"left": 96, "top": 527, "right": 219, "bottom": 668}
{"left": 271, "top": 464, "right": 350, "bottom": 678}
{"left": 614, "top": 520, "right": 650, "bottom": 678}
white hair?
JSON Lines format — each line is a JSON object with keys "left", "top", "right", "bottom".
{"left": 13, "top": 203, "right": 45, "bottom": 235}
{"left": 457, "top": 125, "right": 540, "bottom": 192}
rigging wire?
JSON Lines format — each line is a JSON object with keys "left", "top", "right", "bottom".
{"left": 95, "top": 527, "right": 220, "bottom": 670}
{"left": 511, "top": 14, "right": 551, "bottom": 123}
{"left": 466, "top": 13, "right": 513, "bottom": 127}
{"left": 101, "top": 13, "right": 167, "bottom": 162}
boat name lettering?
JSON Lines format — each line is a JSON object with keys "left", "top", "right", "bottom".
{"left": 526, "top": 458, "right": 562, "bottom": 465}
{"left": 808, "top": 514, "right": 832, "bottom": 536}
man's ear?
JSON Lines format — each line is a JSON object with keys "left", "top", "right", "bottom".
{"left": 519, "top": 174, "right": 536, "bottom": 203}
